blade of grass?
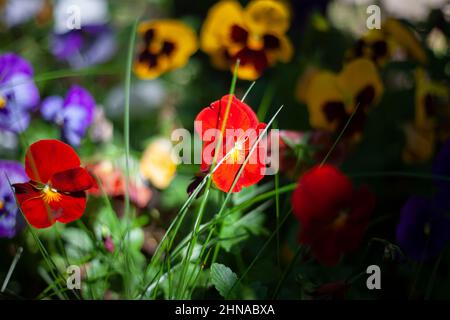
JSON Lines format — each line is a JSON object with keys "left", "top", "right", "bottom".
{"left": 122, "top": 18, "right": 139, "bottom": 299}
{"left": 320, "top": 103, "right": 360, "bottom": 166}
{"left": 1, "top": 247, "right": 23, "bottom": 293}
{"left": 257, "top": 84, "right": 276, "bottom": 121}
{"left": 241, "top": 81, "right": 256, "bottom": 102}
{"left": 6, "top": 177, "right": 71, "bottom": 300}
{"left": 275, "top": 172, "right": 281, "bottom": 267}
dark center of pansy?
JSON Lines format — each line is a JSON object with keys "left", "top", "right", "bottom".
{"left": 138, "top": 28, "right": 177, "bottom": 70}
{"left": 230, "top": 25, "right": 249, "bottom": 45}
{"left": 355, "top": 85, "right": 376, "bottom": 108}
{"left": 161, "top": 41, "right": 176, "bottom": 56}
{"left": 143, "top": 28, "right": 155, "bottom": 44}
{"left": 232, "top": 47, "right": 269, "bottom": 75}
{"left": 139, "top": 50, "right": 158, "bottom": 68}
{"left": 263, "top": 34, "right": 280, "bottom": 50}
{"left": 323, "top": 101, "right": 347, "bottom": 124}
{"left": 352, "top": 39, "right": 366, "bottom": 57}
{"left": 371, "top": 40, "right": 388, "bottom": 59}
{"left": 323, "top": 101, "right": 367, "bottom": 138}
{"left": 343, "top": 107, "right": 367, "bottom": 138}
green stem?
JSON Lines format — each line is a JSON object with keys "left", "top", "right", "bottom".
{"left": 272, "top": 246, "right": 305, "bottom": 299}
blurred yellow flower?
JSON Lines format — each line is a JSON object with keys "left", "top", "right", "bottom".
{"left": 140, "top": 137, "right": 179, "bottom": 189}
{"left": 304, "top": 59, "right": 383, "bottom": 141}
{"left": 346, "top": 18, "right": 427, "bottom": 67}
{"left": 200, "top": 0, "right": 293, "bottom": 80}
{"left": 403, "top": 69, "right": 449, "bottom": 164}
{"left": 134, "top": 19, "right": 198, "bottom": 80}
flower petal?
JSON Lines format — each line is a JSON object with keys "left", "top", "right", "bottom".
{"left": 292, "top": 165, "right": 353, "bottom": 225}
{"left": 195, "top": 95, "right": 260, "bottom": 139}
{"left": 53, "top": 192, "right": 87, "bottom": 224}
{"left": 51, "top": 167, "right": 95, "bottom": 192}
{"left": 41, "top": 96, "right": 64, "bottom": 122}
{"left": 13, "top": 182, "right": 54, "bottom": 229}
{"left": 25, "top": 140, "right": 81, "bottom": 183}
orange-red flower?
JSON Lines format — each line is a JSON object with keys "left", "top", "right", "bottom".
{"left": 87, "top": 160, "right": 152, "bottom": 209}
{"left": 13, "top": 140, "right": 95, "bottom": 228}
{"left": 291, "top": 165, "right": 375, "bottom": 265}
{"left": 194, "top": 94, "right": 267, "bottom": 193}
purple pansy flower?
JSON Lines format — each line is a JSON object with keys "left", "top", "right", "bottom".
{"left": 50, "top": 0, "right": 116, "bottom": 69}
{"left": 41, "top": 85, "right": 95, "bottom": 147}
{"left": 0, "top": 53, "right": 40, "bottom": 133}
{"left": 51, "top": 25, "right": 117, "bottom": 69}
{"left": 0, "top": 160, "right": 27, "bottom": 238}
{"left": 396, "top": 196, "right": 450, "bottom": 261}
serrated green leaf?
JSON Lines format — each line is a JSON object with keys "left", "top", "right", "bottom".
{"left": 210, "top": 263, "right": 238, "bottom": 299}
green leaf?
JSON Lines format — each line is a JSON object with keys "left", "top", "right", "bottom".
{"left": 219, "top": 205, "right": 267, "bottom": 252}
{"left": 210, "top": 263, "right": 238, "bottom": 299}
{"left": 62, "top": 228, "right": 93, "bottom": 252}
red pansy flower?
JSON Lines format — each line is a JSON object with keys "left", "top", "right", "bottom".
{"left": 291, "top": 165, "right": 375, "bottom": 265}
{"left": 13, "top": 140, "right": 95, "bottom": 229}
{"left": 194, "top": 94, "right": 267, "bottom": 193}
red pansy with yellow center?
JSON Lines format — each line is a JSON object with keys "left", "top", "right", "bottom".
{"left": 291, "top": 165, "right": 375, "bottom": 265}
{"left": 195, "top": 94, "right": 267, "bottom": 193}
{"left": 13, "top": 140, "right": 95, "bottom": 228}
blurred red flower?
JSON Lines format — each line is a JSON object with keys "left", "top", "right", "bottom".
{"left": 87, "top": 160, "right": 152, "bottom": 209}
{"left": 13, "top": 140, "right": 96, "bottom": 228}
{"left": 291, "top": 165, "right": 375, "bottom": 265}
{"left": 194, "top": 94, "right": 267, "bottom": 192}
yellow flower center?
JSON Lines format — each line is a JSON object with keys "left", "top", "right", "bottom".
{"left": 0, "top": 200, "right": 4, "bottom": 211}
{"left": 149, "top": 41, "right": 162, "bottom": 54}
{"left": 333, "top": 210, "right": 349, "bottom": 229}
{"left": 227, "top": 140, "right": 246, "bottom": 164}
{"left": 247, "top": 34, "right": 264, "bottom": 50}
{"left": 0, "top": 95, "right": 6, "bottom": 109}
{"left": 42, "top": 185, "right": 62, "bottom": 203}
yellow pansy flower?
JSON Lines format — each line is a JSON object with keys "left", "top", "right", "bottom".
{"left": 304, "top": 59, "right": 383, "bottom": 141}
{"left": 140, "top": 137, "right": 179, "bottom": 189}
{"left": 347, "top": 18, "right": 427, "bottom": 67}
{"left": 403, "top": 69, "right": 449, "bottom": 163}
{"left": 134, "top": 20, "right": 198, "bottom": 80}
{"left": 200, "top": 0, "right": 293, "bottom": 80}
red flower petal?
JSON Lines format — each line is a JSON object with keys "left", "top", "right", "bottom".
{"left": 194, "top": 95, "right": 260, "bottom": 140}
{"left": 291, "top": 165, "right": 353, "bottom": 226}
{"left": 13, "top": 182, "right": 88, "bottom": 229}
{"left": 212, "top": 160, "right": 266, "bottom": 193}
{"left": 195, "top": 95, "right": 268, "bottom": 193}
{"left": 291, "top": 165, "right": 375, "bottom": 266}
{"left": 52, "top": 192, "right": 87, "bottom": 224}
{"left": 51, "top": 167, "right": 96, "bottom": 192}
{"left": 25, "top": 140, "right": 81, "bottom": 183}
{"left": 13, "top": 182, "right": 55, "bottom": 228}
